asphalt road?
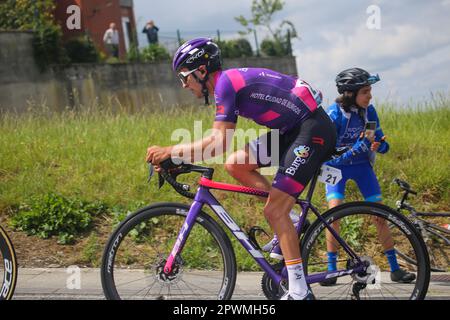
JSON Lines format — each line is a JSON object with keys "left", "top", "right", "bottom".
{"left": 11, "top": 268, "right": 450, "bottom": 300}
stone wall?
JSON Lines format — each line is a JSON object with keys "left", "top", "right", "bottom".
{"left": 0, "top": 31, "right": 298, "bottom": 113}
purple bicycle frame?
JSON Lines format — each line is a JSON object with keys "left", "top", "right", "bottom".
{"left": 163, "top": 178, "right": 365, "bottom": 288}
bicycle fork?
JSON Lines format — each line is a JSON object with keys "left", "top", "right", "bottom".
{"left": 163, "top": 201, "right": 203, "bottom": 274}
{"left": 163, "top": 187, "right": 283, "bottom": 284}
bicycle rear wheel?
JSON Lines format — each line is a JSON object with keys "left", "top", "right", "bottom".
{"left": 0, "top": 226, "right": 18, "bottom": 300}
{"left": 101, "top": 203, "right": 237, "bottom": 300}
{"left": 302, "top": 202, "right": 430, "bottom": 300}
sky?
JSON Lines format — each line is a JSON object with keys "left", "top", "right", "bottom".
{"left": 134, "top": 0, "right": 450, "bottom": 106}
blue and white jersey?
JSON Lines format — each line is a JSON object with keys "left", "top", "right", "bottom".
{"left": 326, "top": 102, "right": 388, "bottom": 165}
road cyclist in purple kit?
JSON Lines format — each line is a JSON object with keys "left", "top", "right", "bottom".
{"left": 146, "top": 37, "right": 337, "bottom": 300}
{"left": 319, "top": 67, "right": 416, "bottom": 286}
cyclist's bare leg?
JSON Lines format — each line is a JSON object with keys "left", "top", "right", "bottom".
{"left": 264, "top": 188, "right": 299, "bottom": 260}
{"left": 325, "top": 199, "right": 342, "bottom": 252}
{"left": 265, "top": 188, "right": 310, "bottom": 298}
{"left": 326, "top": 200, "right": 394, "bottom": 251}
{"left": 225, "top": 145, "right": 271, "bottom": 198}
{"left": 372, "top": 202, "right": 394, "bottom": 251}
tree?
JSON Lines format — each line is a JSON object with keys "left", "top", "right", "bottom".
{"left": 0, "top": 0, "right": 56, "bottom": 30}
{"left": 0, "top": 0, "right": 70, "bottom": 69}
{"left": 235, "top": 0, "right": 298, "bottom": 56}
{"left": 140, "top": 44, "right": 170, "bottom": 63}
{"left": 217, "top": 38, "right": 254, "bottom": 58}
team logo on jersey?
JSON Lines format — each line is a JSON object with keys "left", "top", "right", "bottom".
{"left": 312, "top": 137, "right": 325, "bottom": 146}
{"left": 259, "top": 71, "right": 282, "bottom": 80}
{"left": 293, "top": 145, "right": 310, "bottom": 158}
{"left": 216, "top": 105, "right": 225, "bottom": 114}
{"left": 286, "top": 145, "right": 311, "bottom": 176}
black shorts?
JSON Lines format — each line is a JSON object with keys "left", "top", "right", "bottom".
{"left": 248, "top": 107, "right": 336, "bottom": 198}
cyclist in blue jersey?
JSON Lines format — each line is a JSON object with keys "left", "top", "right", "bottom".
{"left": 319, "top": 68, "right": 416, "bottom": 286}
{"left": 146, "top": 38, "right": 337, "bottom": 300}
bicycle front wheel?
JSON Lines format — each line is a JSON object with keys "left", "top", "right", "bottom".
{"left": 101, "top": 203, "right": 237, "bottom": 300}
{"left": 302, "top": 202, "right": 430, "bottom": 300}
{"left": 0, "top": 226, "right": 18, "bottom": 300}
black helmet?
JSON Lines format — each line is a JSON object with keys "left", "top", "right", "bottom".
{"left": 335, "top": 68, "right": 380, "bottom": 94}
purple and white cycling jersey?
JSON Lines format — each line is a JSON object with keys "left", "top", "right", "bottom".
{"left": 213, "top": 68, "right": 323, "bottom": 133}
{"left": 212, "top": 67, "right": 336, "bottom": 199}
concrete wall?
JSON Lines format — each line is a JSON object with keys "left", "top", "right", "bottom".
{"left": 0, "top": 31, "right": 298, "bottom": 113}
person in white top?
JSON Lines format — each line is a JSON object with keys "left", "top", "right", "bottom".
{"left": 103, "top": 22, "right": 120, "bottom": 58}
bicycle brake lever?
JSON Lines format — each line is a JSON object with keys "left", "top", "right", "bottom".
{"left": 148, "top": 163, "right": 154, "bottom": 183}
{"left": 158, "top": 172, "right": 165, "bottom": 189}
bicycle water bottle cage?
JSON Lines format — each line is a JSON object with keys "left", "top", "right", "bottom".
{"left": 248, "top": 226, "right": 270, "bottom": 250}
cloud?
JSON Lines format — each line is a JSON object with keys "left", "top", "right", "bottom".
{"left": 133, "top": 0, "right": 450, "bottom": 104}
{"left": 378, "top": 43, "right": 450, "bottom": 103}
{"left": 293, "top": 9, "right": 450, "bottom": 104}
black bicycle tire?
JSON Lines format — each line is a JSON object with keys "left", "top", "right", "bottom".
{"left": 101, "top": 202, "right": 237, "bottom": 300}
{"left": 389, "top": 223, "right": 448, "bottom": 272}
{"left": 400, "top": 241, "right": 448, "bottom": 272}
{"left": 0, "top": 226, "right": 18, "bottom": 300}
{"left": 301, "top": 202, "right": 430, "bottom": 300}
{"left": 396, "top": 248, "right": 447, "bottom": 273}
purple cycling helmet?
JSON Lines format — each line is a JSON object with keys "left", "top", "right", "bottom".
{"left": 172, "top": 37, "right": 222, "bottom": 73}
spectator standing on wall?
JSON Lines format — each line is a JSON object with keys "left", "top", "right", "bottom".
{"left": 142, "top": 20, "right": 159, "bottom": 45}
{"left": 103, "top": 22, "right": 120, "bottom": 58}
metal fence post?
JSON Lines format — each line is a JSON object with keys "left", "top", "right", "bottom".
{"left": 287, "top": 29, "right": 293, "bottom": 56}
{"left": 253, "top": 29, "right": 260, "bottom": 57}
{"left": 217, "top": 29, "right": 221, "bottom": 42}
{"left": 177, "top": 29, "right": 182, "bottom": 46}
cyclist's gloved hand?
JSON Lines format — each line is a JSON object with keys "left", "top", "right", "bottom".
{"left": 351, "top": 137, "right": 372, "bottom": 155}
{"left": 327, "top": 151, "right": 353, "bottom": 166}
{"left": 375, "top": 136, "right": 389, "bottom": 154}
{"left": 377, "top": 141, "right": 389, "bottom": 153}
{"left": 327, "top": 138, "right": 371, "bottom": 166}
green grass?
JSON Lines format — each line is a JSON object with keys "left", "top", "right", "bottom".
{"left": 0, "top": 100, "right": 449, "bottom": 269}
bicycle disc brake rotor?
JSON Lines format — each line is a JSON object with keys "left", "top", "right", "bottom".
{"left": 350, "top": 256, "right": 379, "bottom": 284}
{"left": 155, "top": 256, "right": 184, "bottom": 285}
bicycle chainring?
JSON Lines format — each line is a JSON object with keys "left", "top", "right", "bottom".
{"left": 261, "top": 262, "right": 286, "bottom": 300}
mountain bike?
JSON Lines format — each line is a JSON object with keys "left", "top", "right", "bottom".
{"left": 101, "top": 156, "right": 430, "bottom": 300}
{"left": 0, "top": 225, "right": 18, "bottom": 300}
{"left": 393, "top": 178, "right": 449, "bottom": 272}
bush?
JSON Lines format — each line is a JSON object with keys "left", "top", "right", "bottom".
{"left": 32, "top": 22, "right": 69, "bottom": 70}
{"left": 260, "top": 38, "right": 290, "bottom": 57}
{"left": 0, "top": 0, "right": 69, "bottom": 70}
{"left": 0, "top": 0, "right": 55, "bottom": 30}
{"left": 10, "top": 193, "right": 108, "bottom": 244}
{"left": 64, "top": 36, "right": 99, "bottom": 63}
{"left": 218, "top": 38, "right": 254, "bottom": 58}
{"left": 140, "top": 44, "right": 170, "bottom": 63}
{"left": 126, "top": 44, "right": 141, "bottom": 62}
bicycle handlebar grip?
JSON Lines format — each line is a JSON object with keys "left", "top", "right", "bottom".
{"left": 159, "top": 158, "right": 179, "bottom": 170}
{"left": 164, "top": 172, "right": 196, "bottom": 199}
{"left": 159, "top": 160, "right": 196, "bottom": 199}
{"left": 393, "top": 178, "right": 417, "bottom": 195}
